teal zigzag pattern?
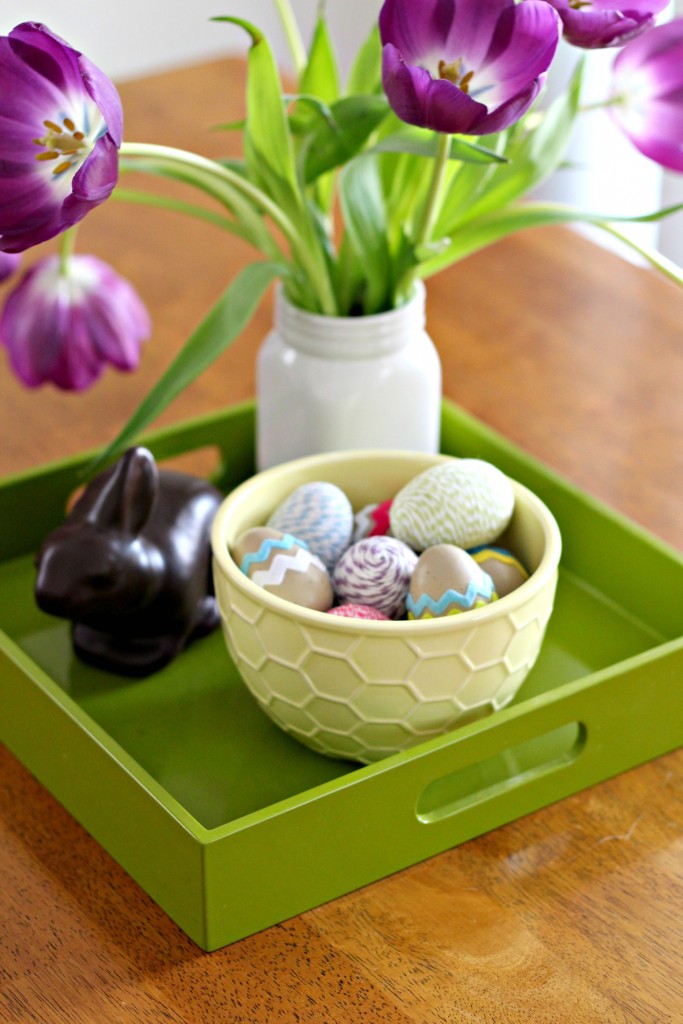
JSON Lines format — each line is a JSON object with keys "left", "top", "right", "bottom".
{"left": 240, "top": 533, "right": 308, "bottom": 576}
{"left": 407, "top": 571, "right": 496, "bottom": 618}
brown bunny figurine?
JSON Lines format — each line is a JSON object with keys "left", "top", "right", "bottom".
{"left": 35, "top": 446, "right": 223, "bottom": 677}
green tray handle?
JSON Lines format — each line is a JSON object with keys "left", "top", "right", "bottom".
{"left": 389, "top": 635, "right": 683, "bottom": 853}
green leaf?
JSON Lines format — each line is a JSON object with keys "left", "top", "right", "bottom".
{"left": 87, "top": 262, "right": 283, "bottom": 474}
{"left": 210, "top": 118, "right": 246, "bottom": 132}
{"left": 456, "top": 59, "right": 585, "bottom": 225}
{"left": 417, "top": 197, "right": 683, "bottom": 281}
{"left": 432, "top": 129, "right": 509, "bottom": 236}
{"left": 370, "top": 128, "right": 507, "bottom": 164}
{"left": 346, "top": 23, "right": 382, "bottom": 96}
{"left": 300, "top": 16, "right": 340, "bottom": 105}
{"left": 339, "top": 156, "right": 392, "bottom": 313}
{"left": 288, "top": 94, "right": 336, "bottom": 136}
{"left": 118, "top": 157, "right": 279, "bottom": 257}
{"left": 213, "top": 16, "right": 301, "bottom": 221}
{"left": 302, "top": 95, "right": 390, "bottom": 183}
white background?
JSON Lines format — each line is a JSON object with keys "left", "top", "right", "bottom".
{"left": 3, "top": 0, "right": 682, "bottom": 263}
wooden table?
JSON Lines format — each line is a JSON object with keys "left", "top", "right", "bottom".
{"left": 2, "top": 58, "right": 683, "bottom": 1023}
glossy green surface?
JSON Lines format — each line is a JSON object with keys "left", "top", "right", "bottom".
{"left": 2, "top": 400, "right": 682, "bottom": 949}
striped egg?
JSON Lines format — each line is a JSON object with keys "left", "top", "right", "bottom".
{"left": 352, "top": 500, "right": 393, "bottom": 543}
{"left": 332, "top": 536, "right": 418, "bottom": 619}
{"left": 268, "top": 482, "right": 353, "bottom": 572}
{"left": 469, "top": 545, "right": 528, "bottom": 598}
{"left": 407, "top": 545, "right": 497, "bottom": 620}
{"left": 390, "top": 459, "right": 514, "bottom": 552}
{"left": 232, "top": 527, "right": 333, "bottom": 612}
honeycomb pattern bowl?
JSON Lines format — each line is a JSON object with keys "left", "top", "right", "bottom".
{"left": 211, "top": 450, "right": 561, "bottom": 764}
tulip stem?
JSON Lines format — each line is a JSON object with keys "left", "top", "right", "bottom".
{"left": 59, "top": 227, "right": 78, "bottom": 275}
{"left": 416, "top": 133, "right": 452, "bottom": 249}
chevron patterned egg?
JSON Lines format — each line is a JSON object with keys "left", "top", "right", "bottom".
{"left": 332, "top": 536, "right": 418, "bottom": 619}
{"left": 268, "top": 481, "right": 353, "bottom": 571}
{"left": 390, "top": 459, "right": 514, "bottom": 551}
{"left": 232, "top": 527, "right": 333, "bottom": 612}
{"left": 407, "top": 545, "right": 497, "bottom": 620}
{"left": 469, "top": 545, "right": 529, "bottom": 598}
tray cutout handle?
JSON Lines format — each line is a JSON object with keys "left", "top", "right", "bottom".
{"left": 416, "top": 721, "right": 587, "bottom": 824}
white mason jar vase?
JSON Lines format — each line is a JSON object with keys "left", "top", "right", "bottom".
{"left": 256, "top": 281, "right": 442, "bottom": 470}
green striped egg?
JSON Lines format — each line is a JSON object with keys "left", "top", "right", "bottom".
{"left": 390, "top": 459, "right": 514, "bottom": 552}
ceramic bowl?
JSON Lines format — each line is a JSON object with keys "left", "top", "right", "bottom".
{"left": 211, "top": 450, "right": 561, "bottom": 764}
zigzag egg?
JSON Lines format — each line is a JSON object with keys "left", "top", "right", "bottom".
{"left": 232, "top": 527, "right": 334, "bottom": 612}
{"left": 407, "top": 544, "right": 497, "bottom": 620}
{"left": 268, "top": 481, "right": 353, "bottom": 572}
{"left": 390, "top": 458, "right": 514, "bottom": 551}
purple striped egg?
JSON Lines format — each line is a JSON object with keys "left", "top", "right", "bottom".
{"left": 332, "top": 536, "right": 418, "bottom": 619}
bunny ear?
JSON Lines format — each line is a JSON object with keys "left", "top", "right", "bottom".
{"left": 86, "top": 447, "right": 159, "bottom": 536}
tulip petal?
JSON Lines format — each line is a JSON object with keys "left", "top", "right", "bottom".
{"left": 545, "top": 0, "right": 669, "bottom": 49}
{"left": 8, "top": 22, "right": 84, "bottom": 96}
{"left": 379, "top": 0, "right": 559, "bottom": 135}
{"left": 79, "top": 53, "right": 123, "bottom": 146}
{"left": 0, "top": 252, "right": 20, "bottom": 283}
{"left": 610, "top": 19, "right": 683, "bottom": 171}
{"left": 481, "top": 3, "right": 561, "bottom": 100}
{"left": 0, "top": 23, "right": 122, "bottom": 252}
{"left": 445, "top": 0, "right": 515, "bottom": 68}
{"left": 0, "top": 254, "right": 150, "bottom": 390}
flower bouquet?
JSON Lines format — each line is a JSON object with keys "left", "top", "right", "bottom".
{"left": 0, "top": 0, "right": 682, "bottom": 467}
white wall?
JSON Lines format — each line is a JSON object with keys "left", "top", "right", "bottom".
{"left": 3, "top": 0, "right": 682, "bottom": 264}
{"left": 1, "top": 1, "right": 382, "bottom": 82}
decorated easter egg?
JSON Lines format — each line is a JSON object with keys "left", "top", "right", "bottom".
{"left": 232, "top": 527, "right": 333, "bottom": 611}
{"left": 390, "top": 459, "right": 514, "bottom": 551}
{"left": 327, "top": 603, "right": 390, "bottom": 621}
{"left": 332, "top": 536, "right": 418, "bottom": 619}
{"left": 352, "top": 500, "right": 393, "bottom": 543}
{"left": 469, "top": 545, "right": 529, "bottom": 598}
{"left": 268, "top": 481, "right": 353, "bottom": 571}
{"left": 407, "top": 544, "right": 497, "bottom": 620}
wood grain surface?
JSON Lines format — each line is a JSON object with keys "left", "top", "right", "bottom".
{"left": 1, "top": 58, "right": 683, "bottom": 1023}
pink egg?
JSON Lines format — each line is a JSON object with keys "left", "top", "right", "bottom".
{"left": 327, "top": 603, "right": 390, "bottom": 621}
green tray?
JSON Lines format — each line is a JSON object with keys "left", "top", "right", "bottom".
{"left": 2, "top": 400, "right": 682, "bottom": 951}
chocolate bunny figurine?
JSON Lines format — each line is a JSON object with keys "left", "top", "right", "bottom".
{"left": 35, "top": 446, "right": 223, "bottom": 677}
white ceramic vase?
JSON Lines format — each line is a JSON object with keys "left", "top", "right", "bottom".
{"left": 256, "top": 281, "right": 442, "bottom": 470}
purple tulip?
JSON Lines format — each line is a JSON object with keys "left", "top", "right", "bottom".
{"left": 609, "top": 18, "right": 683, "bottom": 171}
{"left": 378, "top": 0, "right": 561, "bottom": 135}
{"left": 543, "top": 1, "right": 670, "bottom": 50}
{"left": 0, "top": 253, "right": 20, "bottom": 283}
{"left": 0, "top": 23, "right": 123, "bottom": 253}
{"left": 1, "top": 255, "right": 150, "bottom": 391}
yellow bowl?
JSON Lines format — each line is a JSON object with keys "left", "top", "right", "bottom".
{"left": 211, "top": 450, "right": 561, "bottom": 764}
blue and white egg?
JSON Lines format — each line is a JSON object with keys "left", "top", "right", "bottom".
{"left": 268, "top": 481, "right": 353, "bottom": 572}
